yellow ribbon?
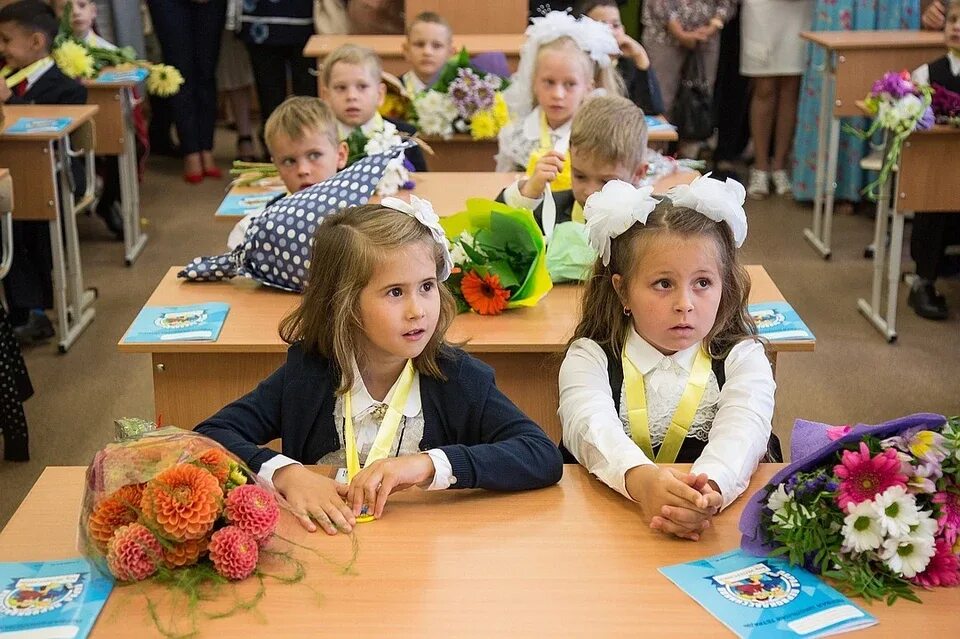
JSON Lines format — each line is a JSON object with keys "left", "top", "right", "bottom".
{"left": 343, "top": 359, "right": 415, "bottom": 522}
{"left": 571, "top": 202, "right": 584, "bottom": 224}
{"left": 622, "top": 345, "right": 712, "bottom": 463}
{"left": 525, "top": 111, "right": 572, "bottom": 191}
{"left": 4, "top": 56, "right": 52, "bottom": 89}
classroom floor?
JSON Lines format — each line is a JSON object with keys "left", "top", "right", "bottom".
{"left": 0, "top": 131, "right": 957, "bottom": 528}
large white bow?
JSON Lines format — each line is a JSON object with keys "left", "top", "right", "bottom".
{"left": 381, "top": 195, "right": 454, "bottom": 281}
{"left": 583, "top": 180, "right": 659, "bottom": 267}
{"left": 667, "top": 173, "right": 748, "bottom": 248}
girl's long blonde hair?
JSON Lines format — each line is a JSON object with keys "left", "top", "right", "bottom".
{"left": 533, "top": 36, "right": 625, "bottom": 110}
{"left": 572, "top": 201, "right": 757, "bottom": 360}
{"left": 279, "top": 204, "right": 457, "bottom": 393}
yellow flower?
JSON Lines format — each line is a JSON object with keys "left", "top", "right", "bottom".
{"left": 146, "top": 64, "right": 184, "bottom": 97}
{"left": 379, "top": 93, "right": 408, "bottom": 120}
{"left": 492, "top": 93, "right": 510, "bottom": 127}
{"left": 53, "top": 41, "right": 95, "bottom": 79}
{"left": 470, "top": 109, "right": 498, "bottom": 140}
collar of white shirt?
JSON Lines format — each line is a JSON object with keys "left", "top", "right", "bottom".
{"left": 337, "top": 113, "right": 385, "bottom": 141}
{"left": 623, "top": 327, "right": 701, "bottom": 376}
{"left": 948, "top": 50, "right": 960, "bottom": 77}
{"left": 402, "top": 71, "right": 428, "bottom": 94}
{"left": 521, "top": 106, "right": 572, "bottom": 152}
{"left": 84, "top": 32, "right": 117, "bottom": 50}
{"left": 24, "top": 58, "right": 55, "bottom": 92}
{"left": 347, "top": 356, "right": 421, "bottom": 419}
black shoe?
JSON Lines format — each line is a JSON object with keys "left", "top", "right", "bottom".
{"left": 907, "top": 281, "right": 948, "bottom": 320}
{"left": 96, "top": 201, "right": 124, "bottom": 240}
{"left": 13, "top": 312, "right": 55, "bottom": 344}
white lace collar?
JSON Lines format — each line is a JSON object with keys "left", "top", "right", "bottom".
{"left": 623, "top": 327, "right": 702, "bottom": 376}
{"left": 347, "top": 356, "right": 421, "bottom": 418}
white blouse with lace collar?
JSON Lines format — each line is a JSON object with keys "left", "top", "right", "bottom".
{"left": 495, "top": 106, "right": 572, "bottom": 172}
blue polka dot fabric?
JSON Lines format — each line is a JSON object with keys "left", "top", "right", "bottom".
{"left": 178, "top": 145, "right": 411, "bottom": 292}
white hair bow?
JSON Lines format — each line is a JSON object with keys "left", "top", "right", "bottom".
{"left": 666, "top": 173, "right": 748, "bottom": 248}
{"left": 584, "top": 180, "right": 659, "bottom": 267}
{"left": 381, "top": 195, "right": 454, "bottom": 281}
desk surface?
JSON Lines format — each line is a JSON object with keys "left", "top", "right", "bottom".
{"left": 304, "top": 33, "right": 524, "bottom": 58}
{"left": 0, "top": 104, "right": 99, "bottom": 140}
{"left": 1, "top": 464, "right": 953, "bottom": 637}
{"left": 118, "top": 264, "right": 812, "bottom": 354}
{"left": 800, "top": 29, "right": 944, "bottom": 50}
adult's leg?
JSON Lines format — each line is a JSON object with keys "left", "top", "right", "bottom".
{"left": 246, "top": 43, "right": 291, "bottom": 149}
{"left": 643, "top": 39, "right": 685, "bottom": 116}
{"left": 713, "top": 10, "right": 751, "bottom": 168}
{"left": 749, "top": 77, "right": 777, "bottom": 172}
{"left": 190, "top": 0, "right": 228, "bottom": 155}
{"left": 772, "top": 75, "right": 801, "bottom": 171}
{"left": 288, "top": 44, "right": 320, "bottom": 98}
{"left": 146, "top": 0, "right": 200, "bottom": 156}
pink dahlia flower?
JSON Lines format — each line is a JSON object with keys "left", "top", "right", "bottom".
{"left": 224, "top": 484, "right": 279, "bottom": 544}
{"left": 107, "top": 523, "right": 163, "bottom": 582}
{"left": 208, "top": 526, "right": 258, "bottom": 581}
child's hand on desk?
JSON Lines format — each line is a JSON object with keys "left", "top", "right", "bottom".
{"left": 625, "top": 465, "right": 719, "bottom": 541}
{"left": 340, "top": 454, "right": 436, "bottom": 519}
{"left": 520, "top": 151, "right": 566, "bottom": 199}
{"left": 272, "top": 464, "right": 356, "bottom": 535}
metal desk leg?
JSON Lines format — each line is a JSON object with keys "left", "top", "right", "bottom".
{"left": 120, "top": 87, "right": 147, "bottom": 265}
{"left": 805, "top": 55, "right": 835, "bottom": 259}
{"left": 857, "top": 172, "right": 899, "bottom": 342}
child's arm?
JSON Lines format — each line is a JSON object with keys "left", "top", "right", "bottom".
{"left": 273, "top": 464, "right": 356, "bottom": 535}
{"left": 689, "top": 340, "right": 776, "bottom": 509}
{"left": 0, "top": 82, "right": 11, "bottom": 103}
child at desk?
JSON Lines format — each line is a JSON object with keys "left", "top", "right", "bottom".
{"left": 498, "top": 94, "right": 647, "bottom": 234}
{"left": 400, "top": 11, "right": 454, "bottom": 95}
{"left": 559, "top": 174, "right": 776, "bottom": 541}
{"left": 226, "top": 96, "right": 347, "bottom": 250}
{"left": 0, "top": 0, "right": 86, "bottom": 343}
{"left": 198, "top": 200, "right": 563, "bottom": 535}
{"left": 495, "top": 11, "right": 622, "bottom": 180}
{"left": 320, "top": 44, "right": 427, "bottom": 172}
{"left": 908, "top": 0, "right": 960, "bottom": 320}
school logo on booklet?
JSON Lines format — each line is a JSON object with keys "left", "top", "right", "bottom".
{"left": 750, "top": 307, "right": 786, "bottom": 331}
{"left": 711, "top": 562, "right": 799, "bottom": 609}
{"left": 155, "top": 308, "right": 208, "bottom": 330}
{"left": 0, "top": 573, "right": 85, "bottom": 616}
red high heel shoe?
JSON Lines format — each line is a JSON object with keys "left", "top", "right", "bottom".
{"left": 183, "top": 172, "right": 204, "bottom": 184}
{"left": 203, "top": 165, "right": 223, "bottom": 179}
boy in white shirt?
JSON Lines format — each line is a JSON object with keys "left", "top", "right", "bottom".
{"left": 400, "top": 11, "right": 453, "bottom": 95}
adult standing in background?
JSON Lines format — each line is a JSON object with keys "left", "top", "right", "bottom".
{"left": 711, "top": 1, "right": 750, "bottom": 181}
{"left": 347, "top": 0, "right": 403, "bottom": 33}
{"left": 790, "top": 0, "right": 920, "bottom": 206}
{"left": 146, "top": 0, "right": 227, "bottom": 182}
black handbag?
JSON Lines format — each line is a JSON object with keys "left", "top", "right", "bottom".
{"left": 671, "top": 51, "right": 714, "bottom": 141}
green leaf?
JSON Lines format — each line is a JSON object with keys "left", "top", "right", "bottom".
{"left": 344, "top": 129, "right": 369, "bottom": 166}
{"left": 485, "top": 260, "right": 520, "bottom": 289}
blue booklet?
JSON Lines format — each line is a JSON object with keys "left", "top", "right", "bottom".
{"left": 660, "top": 550, "right": 876, "bottom": 638}
{"left": 645, "top": 114, "right": 676, "bottom": 131}
{"left": 4, "top": 117, "right": 72, "bottom": 135}
{"left": 749, "top": 301, "right": 815, "bottom": 341}
{"left": 124, "top": 302, "right": 229, "bottom": 342}
{"left": 94, "top": 68, "right": 149, "bottom": 83}
{"left": 215, "top": 189, "right": 286, "bottom": 218}
{"left": 0, "top": 557, "right": 113, "bottom": 638}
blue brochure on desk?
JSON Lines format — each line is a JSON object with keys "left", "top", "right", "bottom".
{"left": 94, "top": 68, "right": 149, "bottom": 83}
{"left": 0, "top": 557, "right": 113, "bottom": 638}
{"left": 748, "top": 302, "right": 815, "bottom": 341}
{"left": 4, "top": 117, "right": 72, "bottom": 134}
{"left": 660, "top": 550, "right": 875, "bottom": 638}
{"left": 645, "top": 115, "right": 675, "bottom": 131}
{"left": 215, "top": 189, "right": 286, "bottom": 217}
{"left": 125, "top": 302, "right": 229, "bottom": 342}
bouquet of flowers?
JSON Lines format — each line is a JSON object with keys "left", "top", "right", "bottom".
{"left": 52, "top": 2, "right": 183, "bottom": 96}
{"left": 344, "top": 120, "right": 416, "bottom": 196}
{"left": 409, "top": 48, "right": 509, "bottom": 140}
{"left": 851, "top": 71, "right": 934, "bottom": 199}
{"left": 440, "top": 199, "right": 552, "bottom": 315}
{"left": 740, "top": 413, "right": 960, "bottom": 604}
{"left": 931, "top": 84, "right": 960, "bottom": 128}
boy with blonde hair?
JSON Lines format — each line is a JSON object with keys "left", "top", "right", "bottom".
{"left": 320, "top": 44, "right": 426, "bottom": 171}
{"left": 498, "top": 94, "right": 648, "bottom": 232}
{"left": 400, "top": 11, "right": 454, "bottom": 94}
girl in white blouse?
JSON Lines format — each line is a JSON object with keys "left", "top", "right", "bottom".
{"left": 559, "top": 175, "right": 776, "bottom": 541}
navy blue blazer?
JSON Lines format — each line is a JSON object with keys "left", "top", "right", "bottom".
{"left": 6, "top": 64, "right": 86, "bottom": 105}
{"left": 196, "top": 344, "right": 563, "bottom": 491}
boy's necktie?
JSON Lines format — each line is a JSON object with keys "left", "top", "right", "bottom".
{"left": 13, "top": 79, "right": 28, "bottom": 97}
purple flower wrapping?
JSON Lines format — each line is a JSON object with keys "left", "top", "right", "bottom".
{"left": 738, "top": 412, "right": 948, "bottom": 556}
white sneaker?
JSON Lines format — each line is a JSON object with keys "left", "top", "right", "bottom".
{"left": 747, "top": 169, "right": 769, "bottom": 199}
{"left": 771, "top": 170, "right": 792, "bottom": 196}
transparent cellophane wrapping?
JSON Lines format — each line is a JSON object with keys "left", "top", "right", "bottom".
{"left": 78, "top": 420, "right": 272, "bottom": 576}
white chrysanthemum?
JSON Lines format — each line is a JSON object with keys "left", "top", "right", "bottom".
{"left": 449, "top": 240, "right": 468, "bottom": 267}
{"left": 583, "top": 180, "right": 659, "bottom": 266}
{"left": 414, "top": 91, "right": 458, "bottom": 138}
{"left": 767, "top": 485, "right": 793, "bottom": 514}
{"left": 364, "top": 121, "right": 403, "bottom": 156}
{"left": 880, "top": 534, "right": 935, "bottom": 578}
{"left": 872, "top": 485, "right": 920, "bottom": 538}
{"left": 909, "top": 509, "right": 938, "bottom": 542}
{"left": 840, "top": 501, "right": 884, "bottom": 553}
{"left": 374, "top": 156, "right": 408, "bottom": 197}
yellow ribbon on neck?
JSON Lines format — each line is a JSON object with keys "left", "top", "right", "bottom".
{"left": 622, "top": 346, "right": 712, "bottom": 463}
{"left": 343, "top": 359, "right": 415, "bottom": 522}
{"left": 525, "top": 111, "right": 572, "bottom": 191}
{"left": 4, "top": 56, "right": 52, "bottom": 89}
{"left": 571, "top": 202, "right": 584, "bottom": 224}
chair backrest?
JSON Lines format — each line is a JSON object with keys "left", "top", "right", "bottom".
{"left": 471, "top": 52, "right": 511, "bottom": 80}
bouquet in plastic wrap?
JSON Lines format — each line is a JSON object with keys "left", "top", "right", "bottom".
{"left": 80, "top": 421, "right": 282, "bottom": 584}
{"left": 739, "top": 413, "right": 960, "bottom": 604}
{"left": 440, "top": 198, "right": 552, "bottom": 315}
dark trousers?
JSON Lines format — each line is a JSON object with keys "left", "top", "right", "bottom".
{"left": 244, "top": 42, "right": 318, "bottom": 146}
{"left": 3, "top": 222, "right": 53, "bottom": 325}
{"left": 712, "top": 8, "right": 750, "bottom": 164}
{"left": 146, "top": 0, "right": 226, "bottom": 154}
{"left": 911, "top": 213, "right": 960, "bottom": 281}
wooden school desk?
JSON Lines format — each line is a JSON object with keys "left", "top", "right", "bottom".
{"left": 799, "top": 30, "right": 943, "bottom": 259}
{"left": 405, "top": 0, "right": 527, "bottom": 35}
{"left": 855, "top": 123, "right": 960, "bottom": 341}
{"left": 3, "top": 465, "right": 955, "bottom": 638}
{"left": 0, "top": 104, "right": 100, "bottom": 352}
{"left": 84, "top": 71, "right": 149, "bottom": 265}
{"left": 118, "top": 263, "right": 811, "bottom": 441}
{"left": 304, "top": 33, "right": 524, "bottom": 80}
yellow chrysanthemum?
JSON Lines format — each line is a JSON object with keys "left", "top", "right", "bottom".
{"left": 470, "top": 109, "right": 498, "bottom": 140}
{"left": 492, "top": 93, "right": 510, "bottom": 127}
{"left": 146, "top": 64, "right": 184, "bottom": 97}
{"left": 53, "top": 41, "right": 95, "bottom": 79}
{"left": 378, "top": 93, "right": 408, "bottom": 120}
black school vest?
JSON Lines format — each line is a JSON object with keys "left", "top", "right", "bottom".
{"left": 929, "top": 56, "right": 960, "bottom": 94}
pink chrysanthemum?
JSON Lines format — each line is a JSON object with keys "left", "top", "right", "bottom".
{"left": 224, "top": 484, "right": 279, "bottom": 544}
{"left": 208, "top": 526, "right": 258, "bottom": 581}
{"left": 933, "top": 490, "right": 960, "bottom": 545}
{"left": 106, "top": 523, "right": 163, "bottom": 582}
{"left": 912, "top": 538, "right": 960, "bottom": 588}
{"left": 834, "top": 443, "right": 907, "bottom": 510}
